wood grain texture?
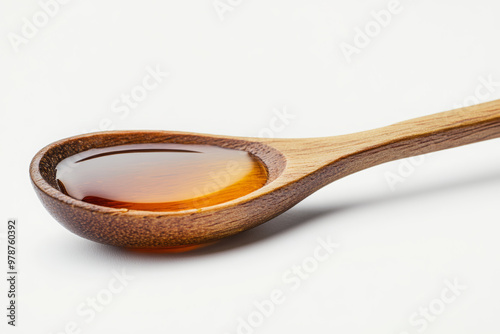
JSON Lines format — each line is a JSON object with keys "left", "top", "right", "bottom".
{"left": 265, "top": 99, "right": 500, "bottom": 185}
{"left": 30, "top": 100, "right": 500, "bottom": 248}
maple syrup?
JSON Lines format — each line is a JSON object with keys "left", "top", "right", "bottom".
{"left": 55, "top": 143, "right": 267, "bottom": 211}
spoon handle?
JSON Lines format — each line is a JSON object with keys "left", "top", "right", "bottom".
{"left": 284, "top": 99, "right": 500, "bottom": 180}
{"left": 361, "top": 98, "right": 500, "bottom": 159}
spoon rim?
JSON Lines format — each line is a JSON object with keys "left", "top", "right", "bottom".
{"left": 30, "top": 130, "right": 288, "bottom": 217}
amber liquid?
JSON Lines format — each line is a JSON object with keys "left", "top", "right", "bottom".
{"left": 55, "top": 143, "right": 268, "bottom": 212}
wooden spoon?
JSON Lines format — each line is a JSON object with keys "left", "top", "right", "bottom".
{"left": 30, "top": 100, "right": 500, "bottom": 249}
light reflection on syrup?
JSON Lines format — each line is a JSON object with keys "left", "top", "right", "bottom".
{"left": 55, "top": 143, "right": 267, "bottom": 211}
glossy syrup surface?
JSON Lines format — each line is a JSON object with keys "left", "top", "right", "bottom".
{"left": 55, "top": 143, "right": 268, "bottom": 211}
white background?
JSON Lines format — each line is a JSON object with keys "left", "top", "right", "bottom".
{"left": 1, "top": 0, "right": 500, "bottom": 333}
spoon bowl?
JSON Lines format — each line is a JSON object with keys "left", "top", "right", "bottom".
{"left": 30, "top": 100, "right": 500, "bottom": 249}
{"left": 30, "top": 131, "right": 291, "bottom": 248}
